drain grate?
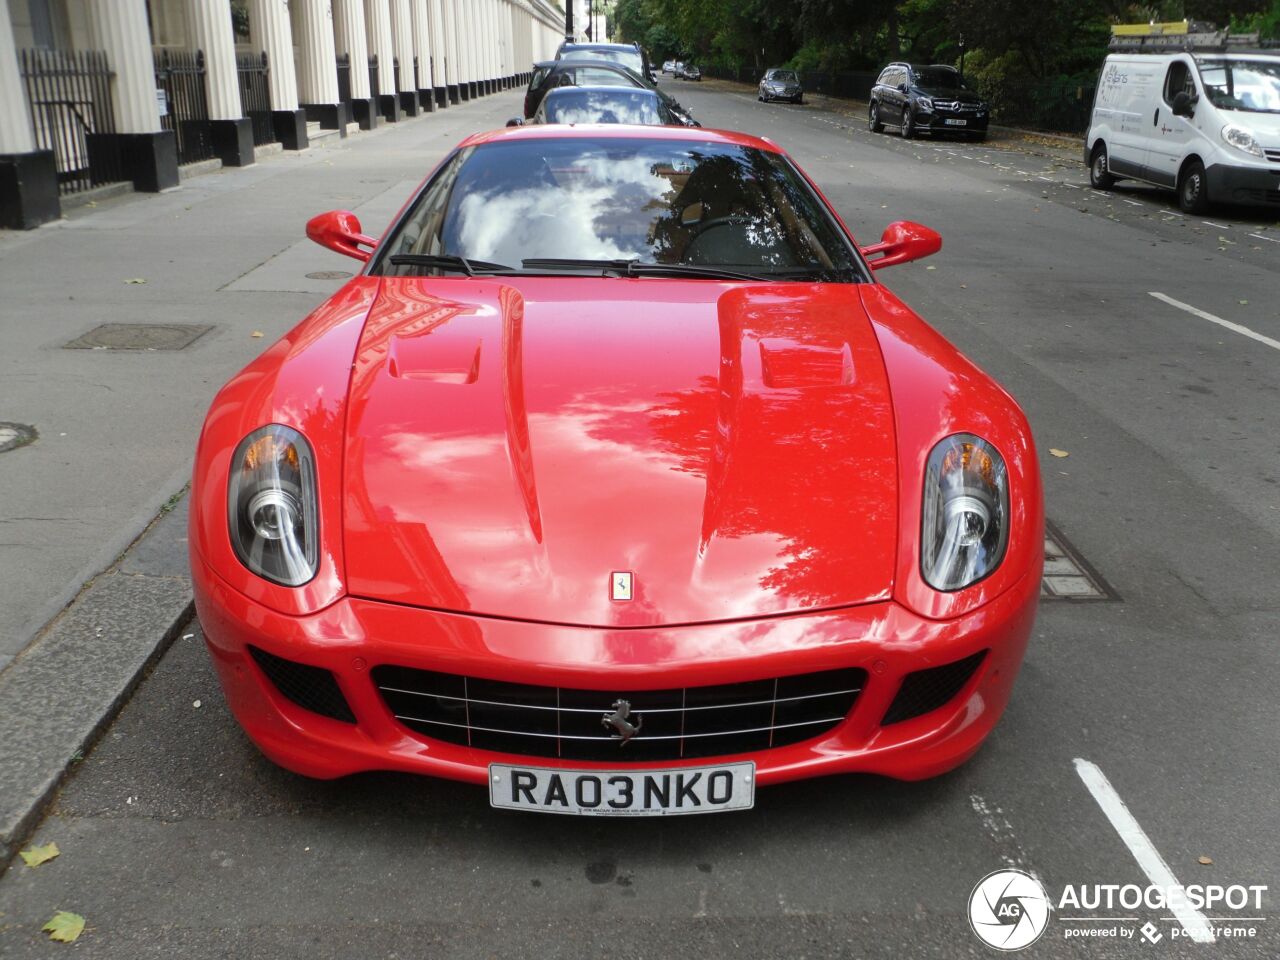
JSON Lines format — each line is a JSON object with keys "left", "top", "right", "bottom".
{"left": 1041, "top": 521, "right": 1118, "bottom": 601}
{"left": 0, "top": 422, "right": 38, "bottom": 454}
{"left": 64, "top": 323, "right": 213, "bottom": 351}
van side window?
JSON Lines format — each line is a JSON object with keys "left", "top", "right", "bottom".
{"left": 1164, "top": 61, "right": 1195, "bottom": 105}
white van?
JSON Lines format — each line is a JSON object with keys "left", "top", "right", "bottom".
{"left": 1085, "top": 42, "right": 1280, "bottom": 212}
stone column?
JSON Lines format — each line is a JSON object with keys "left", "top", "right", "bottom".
{"left": 85, "top": 0, "right": 179, "bottom": 190}
{"left": 443, "top": 0, "right": 463, "bottom": 102}
{"left": 410, "top": 0, "right": 433, "bottom": 111}
{"left": 389, "top": 0, "right": 418, "bottom": 115}
{"left": 248, "top": 0, "right": 307, "bottom": 149}
{"left": 427, "top": 0, "right": 447, "bottom": 107}
{"left": 0, "top": 0, "right": 59, "bottom": 227}
{"left": 185, "top": 0, "right": 252, "bottom": 166}
{"left": 295, "top": 0, "right": 350, "bottom": 135}
{"left": 364, "top": 0, "right": 399, "bottom": 121}
{"left": 333, "top": 0, "right": 376, "bottom": 129}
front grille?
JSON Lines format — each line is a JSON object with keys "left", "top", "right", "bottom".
{"left": 1264, "top": 149, "right": 1280, "bottom": 163}
{"left": 882, "top": 651, "right": 986, "bottom": 726}
{"left": 933, "top": 100, "right": 981, "bottom": 112}
{"left": 249, "top": 646, "right": 356, "bottom": 723}
{"left": 372, "top": 666, "right": 866, "bottom": 762}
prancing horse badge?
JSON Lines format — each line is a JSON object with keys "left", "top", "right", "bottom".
{"left": 610, "top": 571, "right": 633, "bottom": 601}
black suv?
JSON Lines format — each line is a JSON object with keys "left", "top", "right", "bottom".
{"left": 868, "top": 63, "right": 989, "bottom": 140}
{"left": 522, "top": 60, "right": 697, "bottom": 126}
{"left": 555, "top": 42, "right": 654, "bottom": 82}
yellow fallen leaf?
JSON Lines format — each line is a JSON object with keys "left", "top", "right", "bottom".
{"left": 123, "top": 278, "right": 147, "bottom": 284}
{"left": 20, "top": 842, "right": 59, "bottom": 867}
{"left": 43, "top": 911, "right": 85, "bottom": 943}
{"left": 1049, "top": 449, "right": 1070, "bottom": 458}
{"left": 250, "top": 331, "right": 264, "bottom": 338}
{"left": 1238, "top": 300, "right": 1248, "bottom": 305}
{"left": 1198, "top": 855, "right": 1213, "bottom": 865}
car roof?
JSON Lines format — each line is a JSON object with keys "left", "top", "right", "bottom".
{"left": 544, "top": 85, "right": 658, "bottom": 97}
{"left": 460, "top": 125, "right": 782, "bottom": 153}
{"left": 560, "top": 43, "right": 638, "bottom": 52}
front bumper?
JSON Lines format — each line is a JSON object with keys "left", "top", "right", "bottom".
{"left": 194, "top": 551, "right": 1038, "bottom": 787}
{"left": 919, "top": 110, "right": 989, "bottom": 133}
{"left": 1205, "top": 162, "right": 1280, "bottom": 206}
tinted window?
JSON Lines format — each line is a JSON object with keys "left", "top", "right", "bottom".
{"left": 544, "top": 90, "right": 662, "bottom": 125}
{"left": 1164, "top": 61, "right": 1195, "bottom": 104}
{"left": 562, "top": 47, "right": 645, "bottom": 76}
{"left": 771, "top": 70, "right": 798, "bottom": 82}
{"left": 378, "top": 138, "right": 860, "bottom": 279}
{"left": 915, "top": 67, "right": 962, "bottom": 89}
{"left": 569, "top": 65, "right": 645, "bottom": 89}
{"left": 529, "top": 66, "right": 549, "bottom": 89}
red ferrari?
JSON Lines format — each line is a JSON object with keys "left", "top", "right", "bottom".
{"left": 191, "top": 125, "right": 1042, "bottom": 816}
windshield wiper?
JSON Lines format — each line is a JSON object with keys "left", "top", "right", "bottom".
{"left": 388, "top": 254, "right": 516, "bottom": 275}
{"left": 521, "top": 258, "right": 769, "bottom": 281}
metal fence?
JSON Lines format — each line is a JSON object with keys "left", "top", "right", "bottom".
{"left": 154, "top": 48, "right": 214, "bottom": 165}
{"left": 18, "top": 47, "right": 124, "bottom": 195}
{"left": 236, "top": 51, "right": 274, "bottom": 145}
{"left": 336, "top": 52, "right": 352, "bottom": 102}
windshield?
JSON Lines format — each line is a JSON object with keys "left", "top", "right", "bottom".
{"left": 376, "top": 138, "right": 861, "bottom": 280}
{"left": 1196, "top": 58, "right": 1280, "bottom": 113}
{"left": 915, "top": 68, "right": 963, "bottom": 90}
{"left": 544, "top": 90, "right": 663, "bottom": 125}
{"left": 770, "top": 71, "right": 798, "bottom": 82}
{"left": 562, "top": 47, "right": 646, "bottom": 76}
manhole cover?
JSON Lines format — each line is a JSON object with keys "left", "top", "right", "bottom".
{"left": 1041, "top": 521, "right": 1118, "bottom": 601}
{"left": 305, "top": 270, "right": 353, "bottom": 280}
{"left": 64, "top": 323, "right": 213, "bottom": 351}
{"left": 0, "top": 422, "right": 37, "bottom": 453}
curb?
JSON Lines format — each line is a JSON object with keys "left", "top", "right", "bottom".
{"left": 0, "top": 493, "right": 193, "bottom": 871}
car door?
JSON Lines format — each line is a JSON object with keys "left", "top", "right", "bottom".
{"left": 1144, "top": 57, "right": 1198, "bottom": 187}
{"left": 1096, "top": 57, "right": 1164, "bottom": 180}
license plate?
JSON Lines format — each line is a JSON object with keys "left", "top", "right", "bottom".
{"left": 945, "top": 118, "right": 968, "bottom": 126}
{"left": 489, "top": 761, "right": 755, "bottom": 816}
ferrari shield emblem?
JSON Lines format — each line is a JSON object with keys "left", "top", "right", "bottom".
{"left": 610, "top": 571, "right": 633, "bottom": 601}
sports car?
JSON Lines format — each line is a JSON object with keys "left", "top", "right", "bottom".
{"left": 191, "top": 125, "right": 1043, "bottom": 816}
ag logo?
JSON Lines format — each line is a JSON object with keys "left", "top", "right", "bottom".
{"left": 968, "top": 869, "right": 1050, "bottom": 951}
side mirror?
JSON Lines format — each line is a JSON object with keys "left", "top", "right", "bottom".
{"left": 505, "top": 116, "right": 524, "bottom": 127}
{"left": 306, "top": 210, "right": 377, "bottom": 262}
{"left": 1171, "top": 90, "right": 1197, "bottom": 117}
{"left": 897, "top": 82, "right": 907, "bottom": 92}
{"left": 859, "top": 220, "right": 942, "bottom": 270}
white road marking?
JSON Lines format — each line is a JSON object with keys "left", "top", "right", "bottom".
{"left": 1074, "top": 759, "right": 1214, "bottom": 943}
{"left": 969, "top": 794, "right": 1042, "bottom": 883}
{"left": 1202, "top": 220, "right": 1231, "bottom": 229}
{"left": 1120, "top": 198, "right": 1143, "bottom": 206}
{"left": 1037, "top": 175, "right": 1054, "bottom": 181}
{"left": 1149, "top": 291, "right": 1280, "bottom": 352}
{"left": 1249, "top": 232, "right": 1280, "bottom": 243}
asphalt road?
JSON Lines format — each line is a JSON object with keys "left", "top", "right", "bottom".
{"left": 1, "top": 81, "right": 1277, "bottom": 959}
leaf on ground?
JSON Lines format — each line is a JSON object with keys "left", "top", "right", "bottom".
{"left": 1238, "top": 300, "right": 1248, "bottom": 305}
{"left": 1049, "top": 448, "right": 1070, "bottom": 458}
{"left": 20, "top": 842, "right": 60, "bottom": 867}
{"left": 250, "top": 330, "right": 264, "bottom": 338}
{"left": 1198, "top": 855, "right": 1214, "bottom": 865}
{"left": 42, "top": 911, "right": 85, "bottom": 943}
{"left": 123, "top": 278, "right": 147, "bottom": 284}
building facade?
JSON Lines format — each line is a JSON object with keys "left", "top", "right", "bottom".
{"left": 0, "top": 0, "right": 567, "bottom": 229}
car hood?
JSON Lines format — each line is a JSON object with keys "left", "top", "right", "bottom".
{"left": 919, "top": 87, "right": 983, "bottom": 103}
{"left": 342, "top": 277, "right": 897, "bottom": 627}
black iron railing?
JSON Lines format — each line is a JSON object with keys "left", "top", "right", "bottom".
{"left": 393, "top": 55, "right": 401, "bottom": 92}
{"left": 368, "top": 53, "right": 380, "bottom": 97}
{"left": 154, "top": 48, "right": 214, "bottom": 165}
{"left": 19, "top": 47, "right": 123, "bottom": 195}
{"left": 336, "top": 52, "right": 352, "bottom": 102}
{"left": 236, "top": 51, "right": 273, "bottom": 146}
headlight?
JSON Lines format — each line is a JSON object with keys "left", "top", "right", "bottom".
{"left": 1221, "top": 124, "right": 1263, "bottom": 157}
{"left": 227, "top": 424, "right": 319, "bottom": 586}
{"left": 921, "top": 434, "right": 1009, "bottom": 591}
{"left": 916, "top": 97, "right": 934, "bottom": 111}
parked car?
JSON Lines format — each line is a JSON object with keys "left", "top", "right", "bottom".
{"left": 662, "top": 59, "right": 676, "bottom": 74}
{"left": 868, "top": 63, "right": 989, "bottom": 140}
{"left": 556, "top": 41, "right": 654, "bottom": 82}
{"left": 532, "top": 86, "right": 680, "bottom": 126}
{"left": 1086, "top": 48, "right": 1280, "bottom": 213}
{"left": 523, "top": 59, "right": 699, "bottom": 126}
{"left": 759, "top": 68, "right": 804, "bottom": 103}
{"left": 191, "top": 123, "right": 1043, "bottom": 811}
{"left": 676, "top": 63, "right": 702, "bottom": 81}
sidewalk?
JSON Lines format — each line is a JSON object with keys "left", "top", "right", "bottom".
{"left": 0, "top": 84, "right": 527, "bottom": 863}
